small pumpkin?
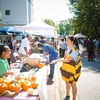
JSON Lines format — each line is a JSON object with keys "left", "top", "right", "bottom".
{"left": 18, "top": 79, "right": 26, "bottom": 86}
{"left": 22, "top": 81, "right": 31, "bottom": 91}
{"left": 15, "top": 75, "right": 21, "bottom": 81}
{"left": 0, "top": 78, "right": 3, "bottom": 83}
{"left": 31, "top": 76, "right": 36, "bottom": 81}
{"left": 27, "top": 88, "right": 34, "bottom": 96}
{"left": 4, "top": 79, "right": 12, "bottom": 86}
{"left": 0, "top": 82, "right": 8, "bottom": 94}
{"left": 37, "top": 63, "right": 44, "bottom": 68}
{"left": 8, "top": 82, "right": 21, "bottom": 93}
{"left": 31, "top": 83, "right": 38, "bottom": 89}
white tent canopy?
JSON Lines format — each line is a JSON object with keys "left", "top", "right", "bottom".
{"left": 38, "top": 31, "right": 59, "bottom": 37}
{"left": 25, "top": 30, "right": 59, "bottom": 37}
{"left": 74, "top": 33, "right": 86, "bottom": 38}
{"left": 14, "top": 20, "right": 55, "bottom": 31}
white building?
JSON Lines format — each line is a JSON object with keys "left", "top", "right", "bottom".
{"left": 0, "top": 0, "right": 34, "bottom": 27}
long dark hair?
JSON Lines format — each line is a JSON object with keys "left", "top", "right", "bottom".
{"left": 0, "top": 45, "right": 6, "bottom": 56}
{"left": 68, "top": 36, "right": 79, "bottom": 50}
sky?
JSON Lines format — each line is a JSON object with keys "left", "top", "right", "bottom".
{"left": 33, "top": 0, "right": 74, "bottom": 23}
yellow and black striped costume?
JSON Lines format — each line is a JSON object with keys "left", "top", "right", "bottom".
{"left": 60, "top": 47, "right": 82, "bottom": 84}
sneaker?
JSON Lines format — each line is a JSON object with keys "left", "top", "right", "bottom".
{"left": 48, "top": 74, "right": 53, "bottom": 80}
{"left": 63, "top": 96, "right": 70, "bottom": 100}
{"left": 47, "top": 77, "right": 54, "bottom": 85}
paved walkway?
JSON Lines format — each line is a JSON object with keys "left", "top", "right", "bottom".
{"left": 53, "top": 45, "right": 100, "bottom": 100}
{"left": 9, "top": 44, "right": 100, "bottom": 100}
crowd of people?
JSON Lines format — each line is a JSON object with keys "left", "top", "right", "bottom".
{"left": 80, "top": 37, "right": 100, "bottom": 61}
{"left": 0, "top": 34, "right": 82, "bottom": 100}
{"left": 0, "top": 33, "right": 100, "bottom": 100}
{"left": 1, "top": 33, "right": 100, "bottom": 100}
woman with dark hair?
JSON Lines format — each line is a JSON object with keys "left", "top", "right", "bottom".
{"left": 51, "top": 36, "right": 82, "bottom": 100}
{"left": 0, "top": 45, "right": 13, "bottom": 78}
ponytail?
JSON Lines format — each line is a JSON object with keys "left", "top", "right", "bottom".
{"left": 67, "top": 36, "right": 79, "bottom": 50}
{"left": 74, "top": 38, "right": 79, "bottom": 50}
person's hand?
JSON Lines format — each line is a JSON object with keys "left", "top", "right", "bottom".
{"left": 50, "top": 60, "right": 57, "bottom": 64}
{"left": 8, "top": 71, "right": 14, "bottom": 75}
{"left": 4, "top": 71, "right": 14, "bottom": 77}
{"left": 40, "top": 54, "right": 43, "bottom": 57}
{"left": 10, "top": 72, "right": 14, "bottom": 75}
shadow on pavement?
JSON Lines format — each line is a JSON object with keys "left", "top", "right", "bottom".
{"left": 81, "top": 50, "right": 100, "bottom": 73}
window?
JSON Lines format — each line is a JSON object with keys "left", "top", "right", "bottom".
{"left": 5, "top": 10, "right": 10, "bottom": 15}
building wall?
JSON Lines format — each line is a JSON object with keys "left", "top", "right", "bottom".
{"left": 0, "top": 0, "right": 34, "bottom": 27}
{"left": 0, "top": 10, "right": 2, "bottom": 27}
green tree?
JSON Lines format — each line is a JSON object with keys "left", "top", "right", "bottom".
{"left": 43, "top": 18, "right": 60, "bottom": 34}
{"left": 43, "top": 19, "right": 71, "bottom": 36}
{"left": 58, "top": 20, "right": 71, "bottom": 35}
{"left": 44, "top": 19, "right": 55, "bottom": 26}
{"left": 69, "top": 0, "right": 100, "bottom": 38}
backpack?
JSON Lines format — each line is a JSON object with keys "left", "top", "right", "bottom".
{"left": 8, "top": 39, "right": 14, "bottom": 50}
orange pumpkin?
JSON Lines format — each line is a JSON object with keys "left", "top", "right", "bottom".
{"left": 24, "top": 76, "right": 28, "bottom": 80}
{"left": 0, "top": 82, "right": 8, "bottom": 94}
{"left": 0, "top": 78, "right": 3, "bottom": 83}
{"left": 22, "top": 81, "right": 31, "bottom": 91}
{"left": 15, "top": 76, "right": 21, "bottom": 81}
{"left": 31, "top": 83, "right": 38, "bottom": 89}
{"left": 4, "top": 79, "right": 12, "bottom": 86}
{"left": 19, "top": 79, "right": 26, "bottom": 86}
{"left": 37, "top": 63, "right": 44, "bottom": 68}
{"left": 31, "top": 76, "right": 36, "bottom": 81}
{"left": 8, "top": 83, "right": 21, "bottom": 93}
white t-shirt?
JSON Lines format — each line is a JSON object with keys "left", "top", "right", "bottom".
{"left": 18, "top": 38, "right": 30, "bottom": 55}
{"left": 12, "top": 39, "right": 16, "bottom": 51}
{"left": 59, "top": 40, "right": 62, "bottom": 48}
{"left": 12, "top": 39, "right": 16, "bottom": 46}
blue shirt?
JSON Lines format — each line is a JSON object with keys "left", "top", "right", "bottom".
{"left": 61, "top": 41, "right": 66, "bottom": 49}
{"left": 39, "top": 40, "right": 45, "bottom": 44}
{"left": 43, "top": 44, "right": 58, "bottom": 61}
{"left": 66, "top": 47, "right": 78, "bottom": 62}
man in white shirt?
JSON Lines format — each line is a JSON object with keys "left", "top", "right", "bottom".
{"left": 18, "top": 34, "right": 34, "bottom": 58}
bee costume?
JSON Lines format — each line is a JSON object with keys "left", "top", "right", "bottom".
{"left": 60, "top": 47, "right": 82, "bottom": 84}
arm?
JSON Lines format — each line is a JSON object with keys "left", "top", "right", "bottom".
{"left": 14, "top": 41, "right": 17, "bottom": 47}
{"left": 43, "top": 52, "right": 49, "bottom": 56}
{"left": 50, "top": 55, "right": 73, "bottom": 64}
{"left": 29, "top": 42, "right": 34, "bottom": 50}
{"left": 57, "top": 55, "right": 73, "bottom": 63}
{"left": 13, "top": 40, "right": 17, "bottom": 48}
{"left": 24, "top": 47, "right": 29, "bottom": 56}
{"left": 51, "top": 50, "right": 78, "bottom": 64}
{"left": 0, "top": 61, "right": 11, "bottom": 77}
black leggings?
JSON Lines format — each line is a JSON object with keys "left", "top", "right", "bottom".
{"left": 88, "top": 51, "right": 93, "bottom": 61}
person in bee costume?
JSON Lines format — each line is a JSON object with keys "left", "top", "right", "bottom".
{"left": 51, "top": 36, "right": 82, "bottom": 100}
